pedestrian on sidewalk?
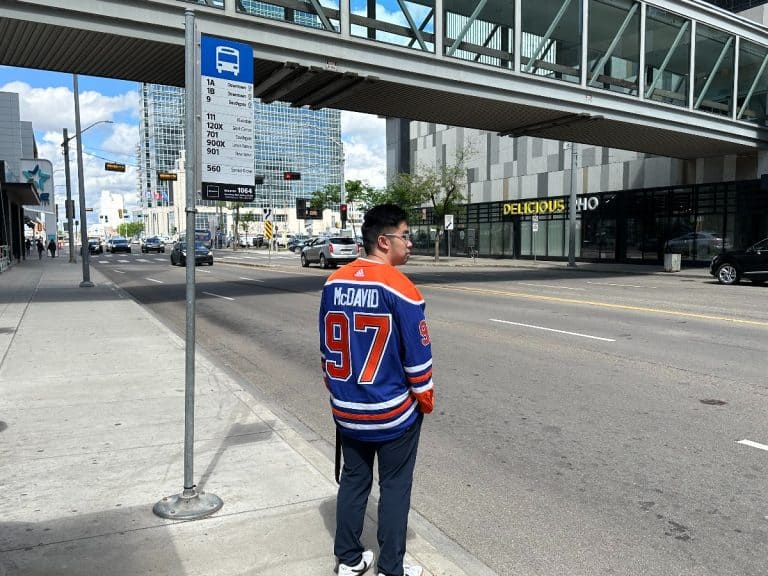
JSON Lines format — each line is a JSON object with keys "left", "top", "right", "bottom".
{"left": 319, "top": 203, "right": 434, "bottom": 576}
{"left": 36, "top": 238, "right": 44, "bottom": 260}
{"left": 47, "top": 239, "right": 57, "bottom": 258}
{"left": 25, "top": 238, "right": 31, "bottom": 256}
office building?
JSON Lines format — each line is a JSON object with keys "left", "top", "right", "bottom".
{"left": 138, "top": 84, "right": 342, "bottom": 240}
{"left": 0, "top": 91, "right": 49, "bottom": 264}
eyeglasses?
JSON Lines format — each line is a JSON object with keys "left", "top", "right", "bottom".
{"left": 382, "top": 233, "right": 412, "bottom": 242}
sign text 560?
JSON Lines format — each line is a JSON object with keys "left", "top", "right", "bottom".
{"left": 206, "top": 164, "right": 221, "bottom": 173}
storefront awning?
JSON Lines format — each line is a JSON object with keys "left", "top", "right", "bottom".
{"left": 4, "top": 182, "right": 40, "bottom": 206}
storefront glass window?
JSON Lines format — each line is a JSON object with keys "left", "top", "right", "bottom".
{"left": 521, "top": 221, "right": 532, "bottom": 256}
{"left": 490, "top": 221, "right": 504, "bottom": 255}
{"left": 479, "top": 223, "right": 492, "bottom": 254}
{"left": 547, "top": 217, "right": 565, "bottom": 256}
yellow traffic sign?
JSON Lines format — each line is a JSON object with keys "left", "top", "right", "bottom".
{"left": 264, "top": 220, "right": 273, "bottom": 240}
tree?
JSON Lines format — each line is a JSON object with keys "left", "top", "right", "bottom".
{"left": 385, "top": 145, "right": 472, "bottom": 261}
{"left": 309, "top": 184, "right": 340, "bottom": 211}
{"left": 118, "top": 221, "right": 144, "bottom": 238}
{"left": 240, "top": 212, "right": 256, "bottom": 245}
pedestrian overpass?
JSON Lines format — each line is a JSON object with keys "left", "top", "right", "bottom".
{"left": 2, "top": 0, "right": 768, "bottom": 158}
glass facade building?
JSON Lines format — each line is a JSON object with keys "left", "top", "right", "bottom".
{"left": 139, "top": 83, "right": 341, "bottom": 234}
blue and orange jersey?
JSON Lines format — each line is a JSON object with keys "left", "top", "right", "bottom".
{"left": 319, "top": 257, "right": 434, "bottom": 442}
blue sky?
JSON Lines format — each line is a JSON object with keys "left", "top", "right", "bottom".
{"left": 0, "top": 65, "right": 386, "bottom": 216}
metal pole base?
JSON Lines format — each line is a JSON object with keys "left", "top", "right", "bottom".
{"left": 153, "top": 488, "right": 223, "bottom": 520}
{"left": 79, "top": 281, "right": 94, "bottom": 288}
{"left": 567, "top": 261, "right": 577, "bottom": 268}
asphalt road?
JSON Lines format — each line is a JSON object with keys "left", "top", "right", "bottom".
{"left": 94, "top": 249, "right": 768, "bottom": 576}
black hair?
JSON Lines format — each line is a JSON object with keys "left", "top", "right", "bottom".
{"left": 361, "top": 203, "right": 409, "bottom": 254}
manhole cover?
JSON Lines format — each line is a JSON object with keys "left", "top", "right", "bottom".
{"left": 700, "top": 399, "right": 727, "bottom": 406}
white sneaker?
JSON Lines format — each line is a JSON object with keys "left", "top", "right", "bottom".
{"left": 377, "top": 565, "right": 423, "bottom": 576}
{"left": 338, "top": 550, "right": 374, "bottom": 576}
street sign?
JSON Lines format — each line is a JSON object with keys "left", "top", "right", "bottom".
{"left": 200, "top": 35, "right": 255, "bottom": 202}
{"left": 444, "top": 214, "right": 454, "bottom": 230}
{"left": 532, "top": 222, "right": 539, "bottom": 232}
{"left": 264, "top": 221, "right": 274, "bottom": 240}
{"left": 158, "top": 172, "right": 177, "bottom": 181}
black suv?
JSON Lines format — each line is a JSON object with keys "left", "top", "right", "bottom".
{"left": 710, "top": 237, "right": 768, "bottom": 285}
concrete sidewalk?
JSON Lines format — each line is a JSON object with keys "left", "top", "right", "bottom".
{"left": 0, "top": 255, "right": 494, "bottom": 576}
{"left": 217, "top": 246, "right": 712, "bottom": 280}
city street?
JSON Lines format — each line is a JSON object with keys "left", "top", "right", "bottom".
{"left": 93, "top": 252, "right": 768, "bottom": 576}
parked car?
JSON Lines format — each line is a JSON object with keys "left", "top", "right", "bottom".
{"left": 300, "top": 236, "right": 359, "bottom": 268}
{"left": 710, "top": 237, "right": 768, "bottom": 285}
{"left": 108, "top": 237, "right": 131, "bottom": 253}
{"left": 170, "top": 241, "right": 214, "bottom": 266}
{"left": 665, "top": 231, "right": 728, "bottom": 257}
{"left": 288, "top": 235, "right": 311, "bottom": 253}
{"left": 87, "top": 238, "right": 103, "bottom": 254}
{"left": 141, "top": 236, "right": 166, "bottom": 253}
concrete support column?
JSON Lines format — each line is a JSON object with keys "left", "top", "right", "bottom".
{"left": 757, "top": 149, "right": 768, "bottom": 178}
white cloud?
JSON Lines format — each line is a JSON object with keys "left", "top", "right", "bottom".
{"left": 0, "top": 80, "right": 139, "bottom": 133}
{"left": 101, "top": 122, "right": 139, "bottom": 157}
{"left": 341, "top": 111, "right": 386, "bottom": 188}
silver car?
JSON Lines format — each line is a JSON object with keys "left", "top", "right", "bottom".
{"left": 301, "top": 236, "right": 359, "bottom": 268}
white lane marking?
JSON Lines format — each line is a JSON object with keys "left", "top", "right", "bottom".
{"left": 154, "top": 258, "right": 166, "bottom": 262}
{"left": 98, "top": 260, "right": 110, "bottom": 264}
{"left": 136, "top": 258, "right": 150, "bottom": 263}
{"left": 489, "top": 318, "right": 616, "bottom": 342}
{"left": 587, "top": 281, "right": 647, "bottom": 288}
{"left": 239, "top": 276, "right": 264, "bottom": 282}
{"left": 518, "top": 282, "right": 586, "bottom": 291}
{"left": 146, "top": 277, "right": 164, "bottom": 284}
{"left": 202, "top": 291, "right": 234, "bottom": 301}
{"left": 197, "top": 269, "right": 212, "bottom": 274}
{"left": 737, "top": 439, "right": 768, "bottom": 452}
{"left": 117, "top": 259, "right": 130, "bottom": 263}
{"left": 112, "top": 269, "right": 125, "bottom": 274}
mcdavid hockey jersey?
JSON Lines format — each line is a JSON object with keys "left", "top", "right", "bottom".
{"left": 319, "top": 257, "right": 434, "bottom": 442}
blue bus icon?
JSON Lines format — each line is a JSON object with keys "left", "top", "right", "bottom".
{"left": 216, "top": 46, "right": 239, "bottom": 76}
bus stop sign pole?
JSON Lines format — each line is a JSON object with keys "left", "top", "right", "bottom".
{"left": 154, "top": 8, "right": 223, "bottom": 520}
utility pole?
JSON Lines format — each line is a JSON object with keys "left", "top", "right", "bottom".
{"left": 62, "top": 128, "right": 76, "bottom": 263}
{"left": 568, "top": 142, "right": 579, "bottom": 267}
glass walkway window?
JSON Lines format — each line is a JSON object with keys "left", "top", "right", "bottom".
{"left": 444, "top": 0, "right": 514, "bottom": 69}
{"left": 521, "top": 0, "right": 581, "bottom": 83}
{"left": 737, "top": 39, "right": 768, "bottom": 124}
{"left": 238, "top": 0, "right": 340, "bottom": 32}
{"left": 351, "top": 0, "right": 435, "bottom": 51}
{"left": 221, "top": 0, "right": 768, "bottom": 125}
{"left": 588, "top": 0, "right": 640, "bottom": 96}
{"left": 694, "top": 24, "right": 734, "bottom": 116}
{"left": 644, "top": 7, "right": 690, "bottom": 108}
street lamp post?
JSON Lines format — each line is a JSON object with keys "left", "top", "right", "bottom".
{"left": 62, "top": 73, "right": 114, "bottom": 286}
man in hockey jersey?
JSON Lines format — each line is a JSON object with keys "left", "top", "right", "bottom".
{"left": 320, "top": 203, "right": 434, "bottom": 576}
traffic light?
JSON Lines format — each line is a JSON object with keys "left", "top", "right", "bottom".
{"left": 283, "top": 171, "right": 301, "bottom": 181}
{"left": 118, "top": 208, "right": 124, "bottom": 219}
{"left": 296, "top": 198, "right": 307, "bottom": 219}
{"left": 340, "top": 203, "right": 348, "bottom": 228}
